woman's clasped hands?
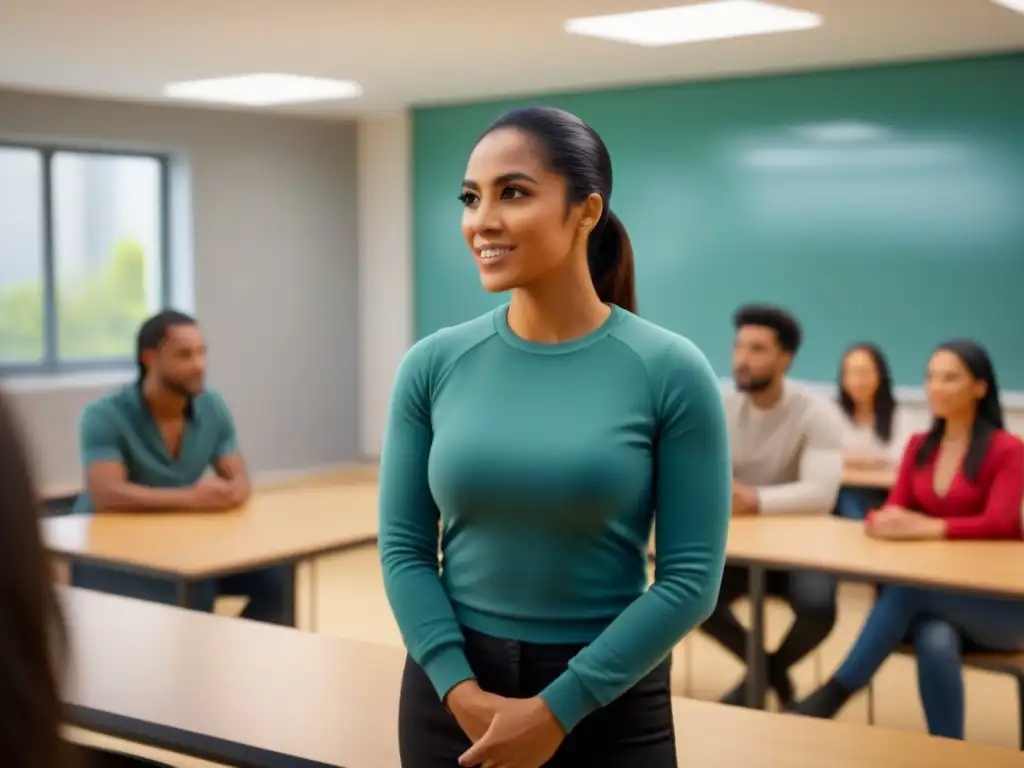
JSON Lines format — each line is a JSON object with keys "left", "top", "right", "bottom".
{"left": 445, "top": 680, "right": 566, "bottom": 768}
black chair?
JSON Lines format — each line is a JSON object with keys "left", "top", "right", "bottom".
{"left": 865, "top": 644, "right": 1024, "bottom": 750}
{"left": 43, "top": 493, "right": 78, "bottom": 517}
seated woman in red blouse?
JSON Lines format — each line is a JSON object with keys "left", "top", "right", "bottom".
{"left": 790, "top": 339, "right": 1024, "bottom": 740}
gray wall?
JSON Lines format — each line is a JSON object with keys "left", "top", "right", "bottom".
{"left": 0, "top": 89, "right": 361, "bottom": 493}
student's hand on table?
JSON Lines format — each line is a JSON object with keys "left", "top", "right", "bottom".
{"left": 225, "top": 479, "right": 250, "bottom": 507}
{"left": 188, "top": 477, "right": 239, "bottom": 510}
{"left": 731, "top": 481, "right": 759, "bottom": 517}
{"left": 458, "top": 695, "right": 564, "bottom": 768}
{"left": 445, "top": 680, "right": 507, "bottom": 743}
{"left": 866, "top": 507, "right": 945, "bottom": 540}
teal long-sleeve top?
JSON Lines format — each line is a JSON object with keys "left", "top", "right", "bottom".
{"left": 378, "top": 304, "right": 731, "bottom": 733}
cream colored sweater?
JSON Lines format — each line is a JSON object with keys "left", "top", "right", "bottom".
{"left": 723, "top": 381, "right": 845, "bottom": 515}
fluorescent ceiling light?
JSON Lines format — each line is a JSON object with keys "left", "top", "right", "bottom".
{"left": 162, "top": 74, "right": 362, "bottom": 106}
{"left": 992, "top": 0, "right": 1024, "bottom": 13}
{"left": 565, "top": 0, "right": 822, "bottom": 47}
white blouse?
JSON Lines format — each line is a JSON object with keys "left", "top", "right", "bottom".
{"left": 841, "top": 406, "right": 910, "bottom": 465}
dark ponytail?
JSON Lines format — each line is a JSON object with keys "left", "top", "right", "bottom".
{"left": 480, "top": 106, "right": 637, "bottom": 314}
{"left": 588, "top": 210, "right": 636, "bottom": 313}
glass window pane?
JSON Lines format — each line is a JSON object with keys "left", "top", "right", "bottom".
{"left": 53, "top": 152, "right": 164, "bottom": 361}
{"left": 0, "top": 147, "right": 45, "bottom": 365}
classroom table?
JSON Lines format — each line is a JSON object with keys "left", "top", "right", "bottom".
{"left": 40, "top": 463, "right": 382, "bottom": 514}
{"left": 43, "top": 483, "right": 379, "bottom": 628}
{"left": 62, "top": 587, "right": 1022, "bottom": 768}
{"left": 842, "top": 465, "right": 897, "bottom": 489}
{"left": 727, "top": 515, "right": 1024, "bottom": 708}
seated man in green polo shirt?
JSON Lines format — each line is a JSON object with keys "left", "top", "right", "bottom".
{"left": 70, "top": 309, "right": 293, "bottom": 626}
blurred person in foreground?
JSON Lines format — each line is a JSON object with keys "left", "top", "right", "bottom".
{"left": 0, "top": 387, "right": 70, "bottom": 766}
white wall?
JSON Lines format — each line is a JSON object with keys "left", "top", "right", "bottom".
{"left": 0, "top": 89, "right": 364, "bottom": 494}
{"left": 357, "top": 112, "right": 413, "bottom": 458}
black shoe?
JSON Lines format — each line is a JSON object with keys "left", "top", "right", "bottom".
{"left": 788, "top": 679, "right": 854, "bottom": 719}
{"left": 768, "top": 665, "right": 795, "bottom": 710}
{"left": 721, "top": 678, "right": 750, "bottom": 706}
{"left": 722, "top": 668, "right": 794, "bottom": 709}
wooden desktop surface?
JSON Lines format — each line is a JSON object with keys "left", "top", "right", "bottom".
{"left": 43, "top": 483, "right": 379, "bottom": 579}
{"left": 669, "top": 698, "right": 1022, "bottom": 768}
{"left": 63, "top": 586, "right": 403, "bottom": 768}
{"left": 728, "top": 516, "right": 1024, "bottom": 598}
{"left": 41, "top": 462, "right": 382, "bottom": 502}
{"left": 842, "top": 465, "right": 897, "bottom": 489}
{"left": 63, "top": 587, "right": 1020, "bottom": 768}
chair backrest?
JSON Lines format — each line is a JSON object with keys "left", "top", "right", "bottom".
{"left": 42, "top": 494, "right": 77, "bottom": 517}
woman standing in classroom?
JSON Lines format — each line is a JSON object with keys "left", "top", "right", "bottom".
{"left": 792, "top": 340, "right": 1024, "bottom": 740}
{"left": 378, "top": 106, "right": 732, "bottom": 767}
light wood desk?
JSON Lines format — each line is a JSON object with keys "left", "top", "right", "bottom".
{"left": 727, "top": 515, "right": 1024, "bottom": 708}
{"left": 44, "top": 484, "right": 379, "bottom": 624}
{"left": 63, "top": 586, "right": 404, "bottom": 768}
{"left": 842, "top": 466, "right": 897, "bottom": 489}
{"left": 63, "top": 587, "right": 1020, "bottom": 768}
{"left": 40, "top": 462, "right": 381, "bottom": 504}
{"left": 729, "top": 516, "right": 1024, "bottom": 599}
{"left": 669, "top": 697, "right": 1020, "bottom": 767}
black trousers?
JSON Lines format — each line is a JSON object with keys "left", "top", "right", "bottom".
{"left": 700, "top": 564, "right": 837, "bottom": 671}
{"left": 399, "top": 628, "right": 676, "bottom": 767}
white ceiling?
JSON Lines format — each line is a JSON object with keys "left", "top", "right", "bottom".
{"left": 1, "top": 0, "right": 1023, "bottom": 118}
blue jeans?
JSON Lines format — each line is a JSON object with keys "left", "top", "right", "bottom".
{"left": 71, "top": 563, "right": 295, "bottom": 626}
{"left": 834, "top": 586, "right": 1024, "bottom": 739}
{"left": 834, "top": 487, "right": 888, "bottom": 521}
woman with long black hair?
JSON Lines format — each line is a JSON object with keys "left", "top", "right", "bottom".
{"left": 0, "top": 388, "right": 69, "bottom": 767}
{"left": 0, "top": 389, "right": 177, "bottom": 767}
{"left": 834, "top": 343, "right": 906, "bottom": 519}
{"left": 837, "top": 343, "right": 904, "bottom": 465}
{"left": 791, "top": 340, "right": 1024, "bottom": 740}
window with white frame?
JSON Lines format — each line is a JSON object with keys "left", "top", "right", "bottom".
{"left": 0, "top": 144, "right": 170, "bottom": 374}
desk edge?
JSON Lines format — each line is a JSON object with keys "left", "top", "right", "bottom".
{"left": 54, "top": 537, "right": 379, "bottom": 580}
{"left": 68, "top": 704, "right": 335, "bottom": 768}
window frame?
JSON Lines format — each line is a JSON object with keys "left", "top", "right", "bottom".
{"left": 0, "top": 141, "right": 172, "bottom": 377}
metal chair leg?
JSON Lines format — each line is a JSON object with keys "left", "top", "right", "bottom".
{"left": 1015, "top": 673, "right": 1024, "bottom": 750}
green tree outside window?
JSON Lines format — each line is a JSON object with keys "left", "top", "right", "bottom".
{"left": 0, "top": 239, "right": 151, "bottom": 364}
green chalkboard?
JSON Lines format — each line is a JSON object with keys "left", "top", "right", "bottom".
{"left": 413, "top": 55, "right": 1024, "bottom": 389}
